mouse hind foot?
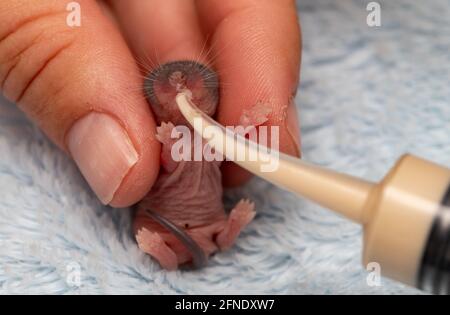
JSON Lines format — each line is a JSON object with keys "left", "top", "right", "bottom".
{"left": 136, "top": 228, "right": 179, "bottom": 270}
{"left": 216, "top": 199, "right": 256, "bottom": 251}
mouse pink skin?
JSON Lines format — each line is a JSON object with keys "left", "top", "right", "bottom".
{"left": 135, "top": 61, "right": 270, "bottom": 270}
{"left": 134, "top": 121, "right": 260, "bottom": 270}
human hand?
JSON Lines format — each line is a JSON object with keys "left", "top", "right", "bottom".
{"left": 0, "top": 0, "right": 301, "bottom": 207}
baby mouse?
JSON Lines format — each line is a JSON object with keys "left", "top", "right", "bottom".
{"left": 135, "top": 60, "right": 270, "bottom": 270}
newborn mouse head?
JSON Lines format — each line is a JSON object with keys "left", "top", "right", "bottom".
{"left": 144, "top": 60, "right": 219, "bottom": 125}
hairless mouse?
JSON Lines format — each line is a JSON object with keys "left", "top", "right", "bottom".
{"left": 135, "top": 60, "right": 270, "bottom": 270}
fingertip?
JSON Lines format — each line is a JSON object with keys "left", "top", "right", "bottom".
{"left": 197, "top": 0, "right": 301, "bottom": 188}
{"left": 67, "top": 109, "right": 161, "bottom": 208}
{"left": 109, "top": 131, "right": 161, "bottom": 208}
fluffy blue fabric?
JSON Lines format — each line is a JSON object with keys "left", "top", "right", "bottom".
{"left": 1, "top": 0, "right": 449, "bottom": 294}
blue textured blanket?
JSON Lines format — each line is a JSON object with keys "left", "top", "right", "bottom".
{"left": 1, "top": 0, "right": 449, "bottom": 294}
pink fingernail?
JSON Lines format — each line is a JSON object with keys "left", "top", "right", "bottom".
{"left": 67, "top": 112, "right": 139, "bottom": 205}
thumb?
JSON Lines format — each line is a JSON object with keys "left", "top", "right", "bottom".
{"left": 0, "top": 0, "right": 160, "bottom": 207}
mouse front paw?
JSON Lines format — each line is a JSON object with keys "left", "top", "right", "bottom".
{"left": 156, "top": 121, "right": 177, "bottom": 145}
{"left": 156, "top": 122, "right": 183, "bottom": 172}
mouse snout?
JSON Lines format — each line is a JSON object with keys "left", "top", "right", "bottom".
{"left": 169, "top": 71, "right": 187, "bottom": 90}
{"left": 144, "top": 60, "right": 219, "bottom": 125}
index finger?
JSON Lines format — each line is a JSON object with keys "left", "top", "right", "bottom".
{"left": 195, "top": 0, "right": 302, "bottom": 186}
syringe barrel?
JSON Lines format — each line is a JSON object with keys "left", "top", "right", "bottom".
{"left": 363, "top": 154, "right": 450, "bottom": 294}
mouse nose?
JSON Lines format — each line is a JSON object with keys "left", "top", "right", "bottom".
{"left": 169, "top": 71, "right": 187, "bottom": 91}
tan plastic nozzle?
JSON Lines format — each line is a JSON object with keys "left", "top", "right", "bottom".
{"left": 176, "top": 91, "right": 450, "bottom": 293}
{"left": 176, "top": 92, "right": 374, "bottom": 223}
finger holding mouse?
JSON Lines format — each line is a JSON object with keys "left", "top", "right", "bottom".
{"left": 108, "top": 0, "right": 208, "bottom": 71}
{"left": 195, "top": 0, "right": 302, "bottom": 186}
{"left": 0, "top": 0, "right": 161, "bottom": 207}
